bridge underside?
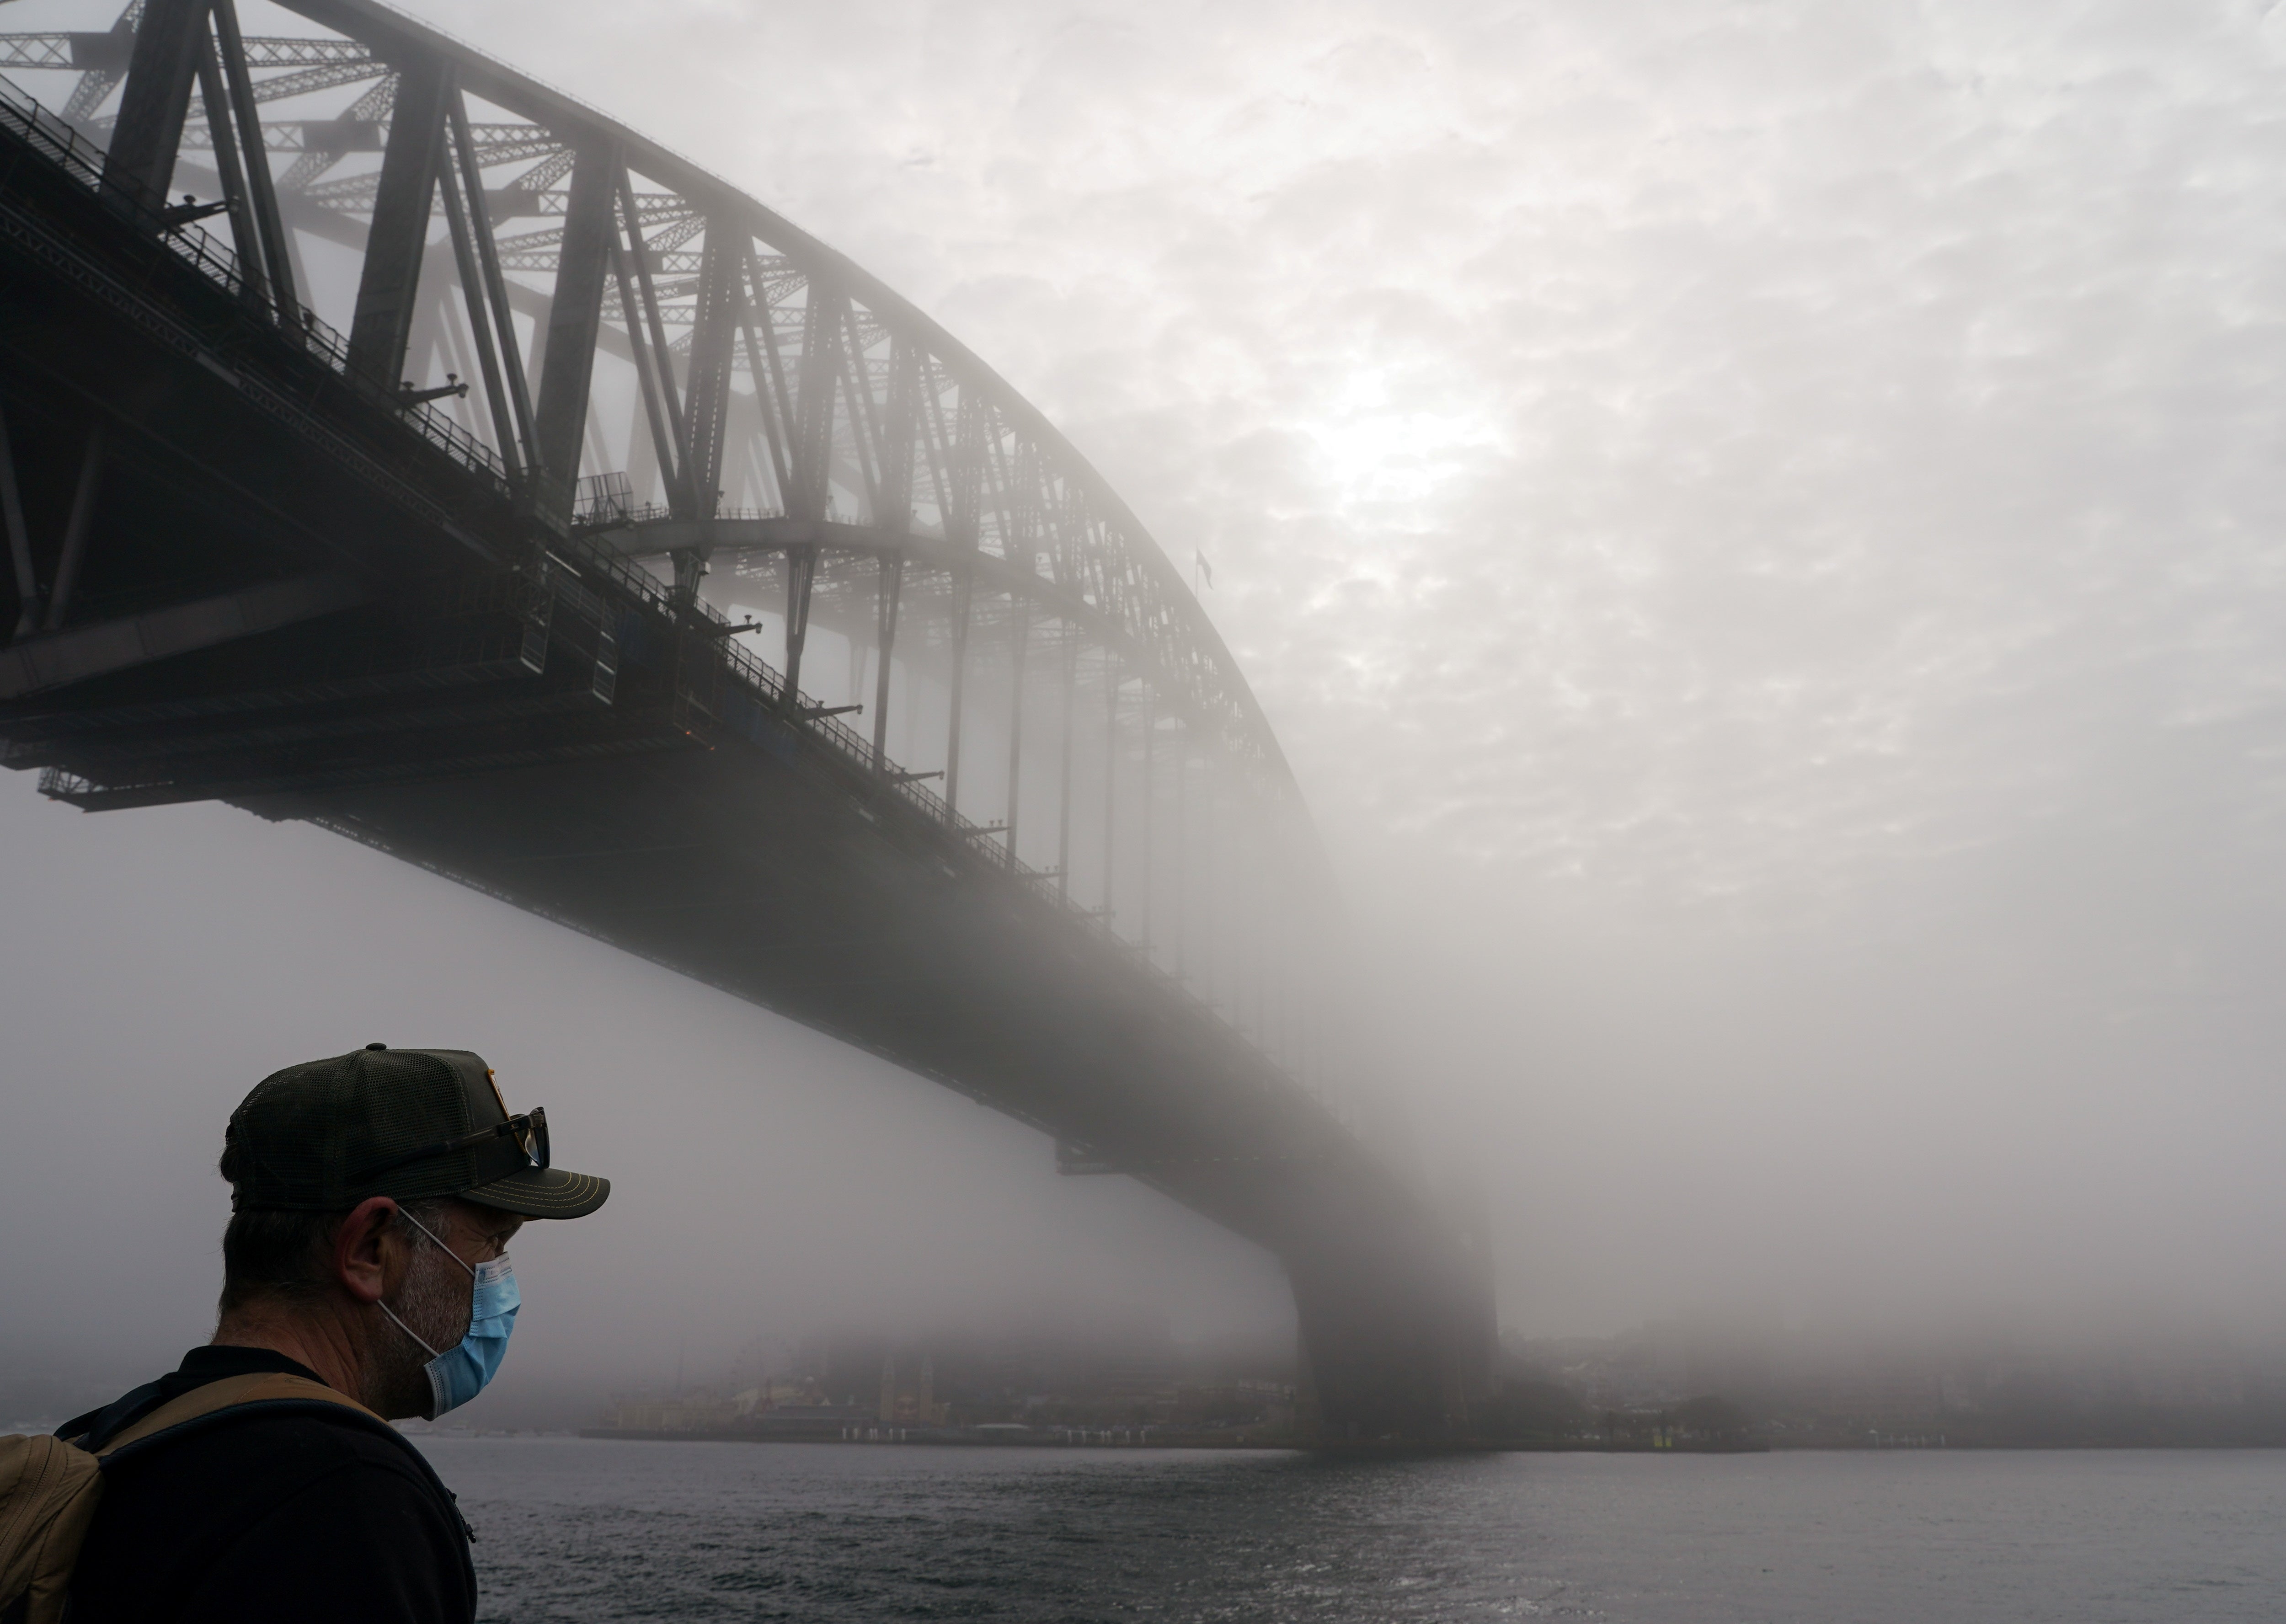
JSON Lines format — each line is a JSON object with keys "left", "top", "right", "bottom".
{"left": 0, "top": 24, "right": 1492, "bottom": 1438}
{"left": 8, "top": 610, "right": 1492, "bottom": 1433}
{"left": 6, "top": 614, "right": 1491, "bottom": 1432}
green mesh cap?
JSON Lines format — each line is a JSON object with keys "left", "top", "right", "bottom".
{"left": 223, "top": 1045, "right": 609, "bottom": 1219}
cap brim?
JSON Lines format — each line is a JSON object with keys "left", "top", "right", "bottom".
{"left": 465, "top": 1166, "right": 610, "bottom": 1219}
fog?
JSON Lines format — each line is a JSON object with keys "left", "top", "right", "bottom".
{"left": 10, "top": 0, "right": 2286, "bottom": 1419}
{"left": 0, "top": 791, "right": 1296, "bottom": 1421}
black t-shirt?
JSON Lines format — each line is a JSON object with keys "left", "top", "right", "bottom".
{"left": 57, "top": 1346, "right": 476, "bottom": 1624}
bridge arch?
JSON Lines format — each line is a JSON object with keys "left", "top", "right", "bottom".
{"left": 0, "top": 0, "right": 1491, "bottom": 1437}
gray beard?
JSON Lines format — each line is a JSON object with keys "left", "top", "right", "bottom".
{"left": 370, "top": 1244, "right": 475, "bottom": 1418}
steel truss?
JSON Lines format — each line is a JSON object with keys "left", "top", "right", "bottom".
{"left": 0, "top": 0, "right": 1492, "bottom": 1439}
{"left": 0, "top": 0, "right": 1330, "bottom": 1092}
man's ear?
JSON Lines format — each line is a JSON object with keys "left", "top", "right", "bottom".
{"left": 333, "top": 1197, "right": 401, "bottom": 1304}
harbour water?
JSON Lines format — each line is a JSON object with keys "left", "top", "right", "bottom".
{"left": 421, "top": 1437, "right": 2286, "bottom": 1622}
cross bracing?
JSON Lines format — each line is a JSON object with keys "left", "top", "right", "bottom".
{"left": 0, "top": 31, "right": 369, "bottom": 70}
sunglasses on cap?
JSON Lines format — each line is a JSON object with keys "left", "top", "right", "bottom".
{"left": 363, "top": 1107, "right": 550, "bottom": 1181}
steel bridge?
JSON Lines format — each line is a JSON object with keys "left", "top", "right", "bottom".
{"left": 0, "top": 0, "right": 1491, "bottom": 1437}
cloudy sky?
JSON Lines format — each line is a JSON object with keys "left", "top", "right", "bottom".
{"left": 10, "top": 0, "right": 2286, "bottom": 1408}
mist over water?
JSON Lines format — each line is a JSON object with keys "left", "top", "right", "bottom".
{"left": 436, "top": 1440, "right": 2286, "bottom": 1623}
{"left": 0, "top": 784, "right": 1296, "bottom": 1426}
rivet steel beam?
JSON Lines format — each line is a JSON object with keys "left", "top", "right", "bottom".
{"left": 210, "top": 0, "right": 300, "bottom": 325}
{"left": 190, "top": 30, "right": 265, "bottom": 309}
{"left": 345, "top": 53, "right": 449, "bottom": 389}
{"left": 447, "top": 86, "right": 534, "bottom": 472}
{"left": 530, "top": 137, "right": 617, "bottom": 509}
{"left": 871, "top": 554, "right": 900, "bottom": 770}
{"left": 682, "top": 229, "right": 740, "bottom": 518}
{"left": 0, "top": 403, "right": 36, "bottom": 639}
{"left": 102, "top": 0, "right": 208, "bottom": 202}
{"left": 434, "top": 132, "right": 522, "bottom": 486}
{"left": 43, "top": 422, "right": 105, "bottom": 632}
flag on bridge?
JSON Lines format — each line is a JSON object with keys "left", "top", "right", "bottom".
{"left": 1195, "top": 550, "right": 1214, "bottom": 592}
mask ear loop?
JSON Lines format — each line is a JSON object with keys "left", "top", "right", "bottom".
{"left": 376, "top": 1298, "right": 444, "bottom": 1360}
{"left": 374, "top": 1206, "right": 480, "bottom": 1359}
{"left": 395, "top": 1207, "right": 479, "bottom": 1281}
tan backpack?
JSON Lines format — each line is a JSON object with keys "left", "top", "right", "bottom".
{"left": 0, "top": 1372, "right": 377, "bottom": 1624}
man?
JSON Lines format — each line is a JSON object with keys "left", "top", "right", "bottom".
{"left": 57, "top": 1044, "right": 609, "bottom": 1624}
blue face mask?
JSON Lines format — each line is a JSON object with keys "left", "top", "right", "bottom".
{"left": 376, "top": 1210, "right": 520, "bottom": 1420}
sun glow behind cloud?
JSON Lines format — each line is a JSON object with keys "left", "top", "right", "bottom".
{"left": 172, "top": 0, "right": 2286, "bottom": 1329}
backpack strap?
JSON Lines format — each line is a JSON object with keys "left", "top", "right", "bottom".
{"left": 91, "top": 1373, "right": 379, "bottom": 1458}
{"left": 87, "top": 1379, "right": 479, "bottom": 1550}
{"left": 0, "top": 1376, "right": 396, "bottom": 1624}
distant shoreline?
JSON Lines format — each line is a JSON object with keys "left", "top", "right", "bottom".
{"left": 574, "top": 1427, "right": 1773, "bottom": 1453}
{"left": 567, "top": 1428, "right": 2286, "bottom": 1453}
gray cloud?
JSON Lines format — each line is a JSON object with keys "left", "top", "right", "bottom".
{"left": 9, "top": 0, "right": 2286, "bottom": 1366}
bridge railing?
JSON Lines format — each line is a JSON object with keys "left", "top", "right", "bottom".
{"left": 0, "top": 75, "right": 507, "bottom": 487}
{"left": 0, "top": 70, "right": 119, "bottom": 204}
{"left": 575, "top": 501, "right": 789, "bottom": 529}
